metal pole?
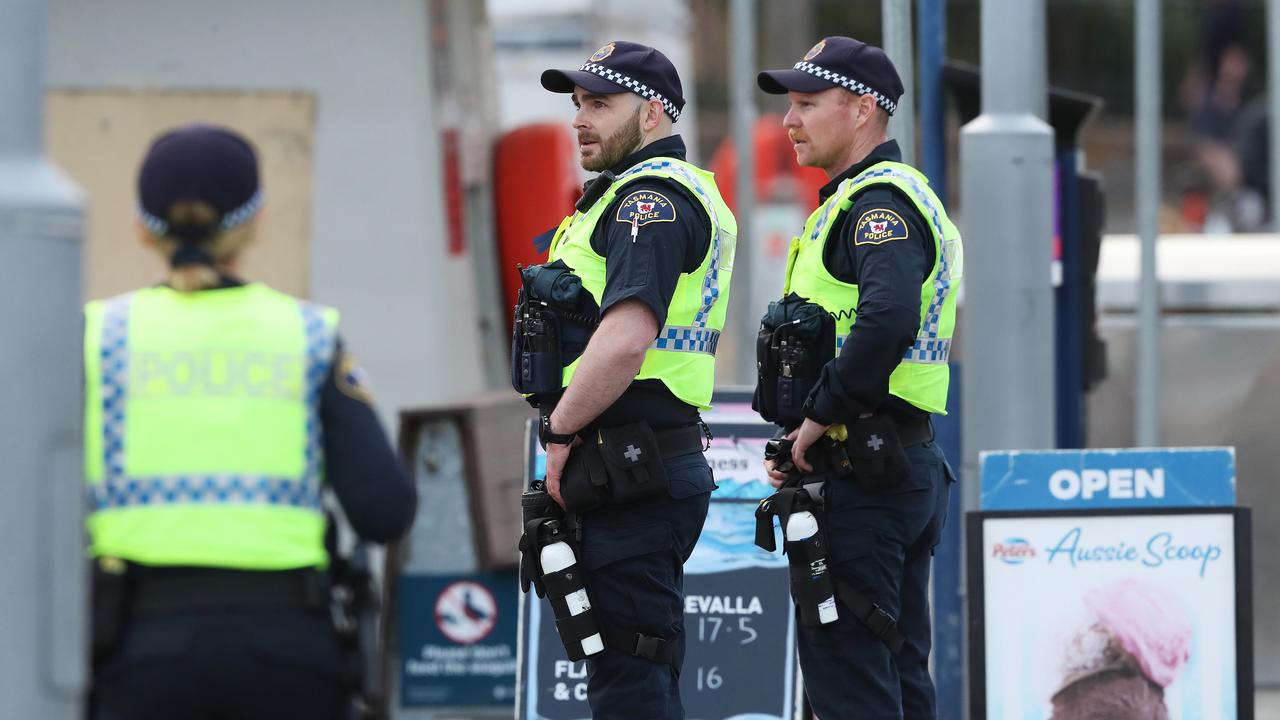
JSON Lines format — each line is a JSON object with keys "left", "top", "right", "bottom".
{"left": 729, "top": 0, "right": 757, "bottom": 386}
{"left": 915, "top": 6, "right": 961, "bottom": 717}
{"left": 917, "top": 0, "right": 946, "bottom": 193}
{"left": 958, "top": 0, "right": 1055, "bottom": 622}
{"left": 1270, "top": 0, "right": 1280, "bottom": 231}
{"left": 1135, "top": 0, "right": 1161, "bottom": 447}
{"left": 882, "top": 0, "right": 915, "bottom": 166}
{"left": 0, "top": 0, "right": 87, "bottom": 718}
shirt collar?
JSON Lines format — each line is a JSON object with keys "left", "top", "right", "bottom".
{"left": 818, "top": 139, "right": 902, "bottom": 202}
{"left": 609, "top": 135, "right": 688, "bottom": 176}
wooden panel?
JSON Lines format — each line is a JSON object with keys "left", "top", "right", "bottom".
{"left": 45, "top": 90, "right": 315, "bottom": 300}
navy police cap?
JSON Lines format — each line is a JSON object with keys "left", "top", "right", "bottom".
{"left": 137, "top": 124, "right": 262, "bottom": 240}
{"left": 541, "top": 41, "right": 686, "bottom": 123}
{"left": 757, "top": 36, "right": 904, "bottom": 115}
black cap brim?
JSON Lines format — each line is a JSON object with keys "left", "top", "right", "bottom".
{"left": 757, "top": 68, "right": 839, "bottom": 95}
{"left": 540, "top": 68, "right": 626, "bottom": 95}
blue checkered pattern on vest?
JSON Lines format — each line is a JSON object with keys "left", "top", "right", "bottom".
{"left": 650, "top": 325, "right": 721, "bottom": 355}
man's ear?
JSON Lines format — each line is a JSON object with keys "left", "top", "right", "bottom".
{"left": 643, "top": 98, "right": 664, "bottom": 131}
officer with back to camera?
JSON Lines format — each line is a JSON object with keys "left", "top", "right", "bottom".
{"left": 752, "top": 37, "right": 963, "bottom": 720}
{"left": 85, "top": 124, "right": 416, "bottom": 720}
{"left": 512, "top": 40, "right": 736, "bottom": 720}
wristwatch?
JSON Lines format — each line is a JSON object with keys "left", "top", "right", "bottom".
{"left": 539, "top": 414, "right": 575, "bottom": 446}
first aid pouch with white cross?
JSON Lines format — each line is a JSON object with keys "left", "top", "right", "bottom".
{"left": 844, "top": 414, "right": 912, "bottom": 493}
{"left": 597, "top": 421, "right": 670, "bottom": 506}
{"left": 560, "top": 422, "right": 670, "bottom": 513}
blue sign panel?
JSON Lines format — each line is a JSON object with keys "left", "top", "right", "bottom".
{"left": 518, "top": 397, "right": 797, "bottom": 720}
{"left": 399, "top": 572, "right": 519, "bottom": 707}
{"left": 980, "top": 447, "right": 1236, "bottom": 510}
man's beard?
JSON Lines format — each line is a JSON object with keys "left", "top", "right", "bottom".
{"left": 580, "top": 106, "right": 645, "bottom": 172}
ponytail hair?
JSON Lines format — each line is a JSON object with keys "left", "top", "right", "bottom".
{"left": 147, "top": 200, "right": 255, "bottom": 292}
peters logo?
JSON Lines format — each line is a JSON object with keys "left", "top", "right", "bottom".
{"left": 992, "top": 537, "right": 1037, "bottom": 565}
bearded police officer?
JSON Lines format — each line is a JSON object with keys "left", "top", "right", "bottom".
{"left": 753, "top": 37, "right": 962, "bottom": 719}
{"left": 513, "top": 41, "right": 735, "bottom": 720}
{"left": 85, "top": 125, "right": 416, "bottom": 720}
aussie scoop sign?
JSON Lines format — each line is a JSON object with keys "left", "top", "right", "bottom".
{"left": 990, "top": 525, "right": 1225, "bottom": 577}
{"left": 976, "top": 510, "right": 1246, "bottom": 720}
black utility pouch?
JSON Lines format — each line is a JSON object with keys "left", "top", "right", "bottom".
{"left": 597, "top": 422, "right": 670, "bottom": 505}
{"left": 91, "top": 557, "right": 132, "bottom": 666}
{"left": 752, "top": 294, "right": 836, "bottom": 427}
{"left": 846, "top": 415, "right": 912, "bottom": 493}
{"left": 560, "top": 442, "right": 611, "bottom": 514}
{"left": 511, "top": 294, "right": 564, "bottom": 396}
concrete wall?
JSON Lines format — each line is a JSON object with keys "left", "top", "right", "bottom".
{"left": 45, "top": 0, "right": 490, "bottom": 429}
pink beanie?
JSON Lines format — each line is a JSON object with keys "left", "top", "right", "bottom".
{"left": 1082, "top": 578, "right": 1193, "bottom": 688}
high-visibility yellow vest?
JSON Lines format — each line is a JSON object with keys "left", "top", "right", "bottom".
{"left": 783, "top": 161, "right": 964, "bottom": 414}
{"left": 547, "top": 157, "right": 737, "bottom": 410}
{"left": 83, "top": 283, "right": 338, "bottom": 569}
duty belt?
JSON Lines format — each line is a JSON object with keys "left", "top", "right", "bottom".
{"left": 890, "top": 412, "right": 934, "bottom": 447}
{"left": 131, "top": 567, "right": 329, "bottom": 617}
{"left": 650, "top": 422, "right": 712, "bottom": 458}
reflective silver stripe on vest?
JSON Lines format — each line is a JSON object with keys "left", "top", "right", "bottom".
{"left": 847, "top": 165, "right": 956, "bottom": 365}
{"left": 650, "top": 325, "right": 720, "bottom": 355}
{"left": 88, "top": 297, "right": 334, "bottom": 512}
{"left": 619, "top": 160, "right": 728, "bottom": 329}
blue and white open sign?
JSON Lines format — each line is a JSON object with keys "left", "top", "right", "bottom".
{"left": 980, "top": 447, "right": 1236, "bottom": 510}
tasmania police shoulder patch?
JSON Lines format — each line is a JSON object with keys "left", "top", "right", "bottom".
{"left": 854, "top": 208, "right": 908, "bottom": 245}
{"left": 616, "top": 190, "right": 676, "bottom": 227}
{"left": 336, "top": 351, "right": 376, "bottom": 406}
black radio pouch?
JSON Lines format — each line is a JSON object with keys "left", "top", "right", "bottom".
{"left": 91, "top": 556, "right": 133, "bottom": 667}
{"left": 511, "top": 292, "right": 563, "bottom": 396}
{"left": 845, "top": 415, "right": 912, "bottom": 493}
{"left": 560, "top": 422, "right": 669, "bottom": 512}
{"left": 753, "top": 294, "right": 836, "bottom": 427}
{"left": 511, "top": 262, "right": 598, "bottom": 399}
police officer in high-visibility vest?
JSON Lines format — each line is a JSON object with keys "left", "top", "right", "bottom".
{"left": 752, "top": 38, "right": 962, "bottom": 719}
{"left": 513, "top": 41, "right": 735, "bottom": 719}
{"left": 85, "top": 124, "right": 416, "bottom": 720}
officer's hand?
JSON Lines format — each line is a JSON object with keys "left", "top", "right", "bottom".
{"left": 543, "top": 437, "right": 581, "bottom": 507}
{"left": 790, "top": 418, "right": 830, "bottom": 473}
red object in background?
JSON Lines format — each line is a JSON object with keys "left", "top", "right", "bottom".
{"left": 708, "top": 114, "right": 828, "bottom": 213}
{"left": 1181, "top": 189, "right": 1208, "bottom": 232}
{"left": 493, "top": 123, "right": 583, "bottom": 328}
{"left": 442, "top": 129, "right": 466, "bottom": 256}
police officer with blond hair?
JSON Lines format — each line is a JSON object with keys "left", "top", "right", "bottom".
{"left": 514, "top": 41, "right": 735, "bottom": 719}
{"left": 86, "top": 124, "right": 415, "bottom": 719}
{"left": 753, "top": 37, "right": 962, "bottom": 719}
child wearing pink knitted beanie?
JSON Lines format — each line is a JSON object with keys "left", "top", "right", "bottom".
{"left": 1050, "top": 578, "right": 1194, "bottom": 720}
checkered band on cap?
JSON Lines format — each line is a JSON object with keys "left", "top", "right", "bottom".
{"left": 793, "top": 61, "right": 898, "bottom": 114}
{"left": 136, "top": 189, "right": 264, "bottom": 238}
{"left": 580, "top": 62, "right": 682, "bottom": 122}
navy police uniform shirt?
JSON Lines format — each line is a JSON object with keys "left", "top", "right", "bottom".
{"left": 584, "top": 135, "right": 711, "bottom": 430}
{"left": 804, "top": 140, "right": 936, "bottom": 426}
